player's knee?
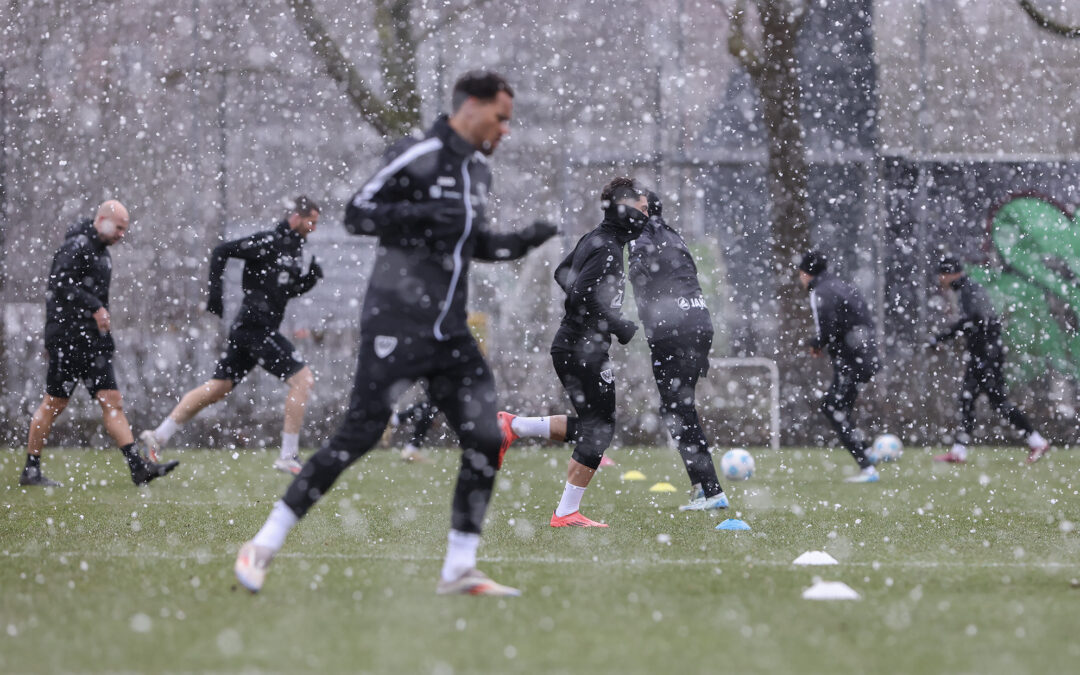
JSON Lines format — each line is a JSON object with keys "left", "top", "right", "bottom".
{"left": 96, "top": 390, "right": 124, "bottom": 410}
{"left": 290, "top": 367, "right": 315, "bottom": 392}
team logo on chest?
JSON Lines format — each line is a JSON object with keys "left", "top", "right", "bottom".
{"left": 600, "top": 368, "right": 614, "bottom": 384}
{"left": 374, "top": 335, "right": 398, "bottom": 359}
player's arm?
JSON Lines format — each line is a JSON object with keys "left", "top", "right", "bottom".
{"left": 474, "top": 221, "right": 557, "bottom": 261}
{"left": 344, "top": 139, "right": 463, "bottom": 239}
{"left": 626, "top": 237, "right": 654, "bottom": 296}
{"left": 48, "top": 238, "right": 102, "bottom": 314}
{"left": 811, "top": 291, "right": 841, "bottom": 350}
{"left": 576, "top": 244, "right": 636, "bottom": 343}
{"left": 287, "top": 257, "right": 323, "bottom": 297}
{"left": 206, "top": 233, "right": 272, "bottom": 315}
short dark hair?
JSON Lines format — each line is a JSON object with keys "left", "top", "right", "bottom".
{"left": 292, "top": 195, "right": 320, "bottom": 217}
{"left": 601, "top": 176, "right": 640, "bottom": 207}
{"left": 938, "top": 256, "right": 963, "bottom": 275}
{"left": 451, "top": 71, "right": 514, "bottom": 111}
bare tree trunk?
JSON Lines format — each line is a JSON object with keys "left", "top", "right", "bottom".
{"left": 1018, "top": 0, "right": 1080, "bottom": 38}
{"left": 728, "top": 0, "right": 810, "bottom": 361}
{"left": 284, "top": 0, "right": 417, "bottom": 137}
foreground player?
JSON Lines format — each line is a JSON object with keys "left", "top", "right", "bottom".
{"left": 540, "top": 177, "right": 645, "bottom": 527}
{"left": 930, "top": 256, "right": 1049, "bottom": 463}
{"left": 20, "top": 200, "right": 179, "bottom": 487}
{"left": 628, "top": 189, "right": 727, "bottom": 510}
{"left": 235, "top": 71, "right": 556, "bottom": 596}
{"left": 798, "top": 251, "right": 880, "bottom": 483}
{"left": 141, "top": 197, "right": 322, "bottom": 474}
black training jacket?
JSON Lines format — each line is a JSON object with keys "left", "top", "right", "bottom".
{"left": 937, "top": 275, "right": 1003, "bottom": 363}
{"left": 207, "top": 220, "right": 317, "bottom": 333}
{"left": 345, "top": 114, "right": 546, "bottom": 341}
{"left": 628, "top": 216, "right": 712, "bottom": 344}
{"left": 45, "top": 219, "right": 113, "bottom": 351}
{"left": 551, "top": 210, "right": 643, "bottom": 353}
{"left": 807, "top": 272, "right": 879, "bottom": 378}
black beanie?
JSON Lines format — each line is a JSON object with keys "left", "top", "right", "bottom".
{"left": 798, "top": 251, "right": 827, "bottom": 276}
{"left": 938, "top": 256, "right": 963, "bottom": 274}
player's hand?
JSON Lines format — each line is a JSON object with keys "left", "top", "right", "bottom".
{"left": 206, "top": 295, "right": 224, "bottom": 317}
{"left": 307, "top": 257, "right": 324, "bottom": 280}
{"left": 522, "top": 220, "right": 558, "bottom": 246}
{"left": 809, "top": 346, "right": 822, "bottom": 358}
{"left": 92, "top": 307, "right": 111, "bottom": 334}
{"left": 614, "top": 320, "right": 637, "bottom": 345}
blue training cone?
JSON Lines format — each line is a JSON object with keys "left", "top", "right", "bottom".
{"left": 715, "top": 519, "right": 751, "bottom": 531}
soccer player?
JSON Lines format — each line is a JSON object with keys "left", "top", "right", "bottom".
{"left": 140, "top": 197, "right": 322, "bottom": 475}
{"left": 798, "top": 251, "right": 881, "bottom": 483}
{"left": 627, "top": 189, "right": 727, "bottom": 510}
{"left": 235, "top": 71, "right": 557, "bottom": 596}
{"left": 20, "top": 200, "right": 179, "bottom": 487}
{"left": 534, "top": 177, "right": 646, "bottom": 528}
{"left": 930, "top": 256, "right": 1049, "bottom": 463}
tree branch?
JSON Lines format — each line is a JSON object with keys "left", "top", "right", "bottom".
{"left": 1019, "top": 0, "right": 1080, "bottom": 38}
{"left": 285, "top": 0, "right": 410, "bottom": 137}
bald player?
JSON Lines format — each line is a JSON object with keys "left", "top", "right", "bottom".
{"left": 19, "top": 201, "right": 179, "bottom": 488}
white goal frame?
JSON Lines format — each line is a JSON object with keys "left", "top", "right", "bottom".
{"left": 706, "top": 357, "right": 781, "bottom": 450}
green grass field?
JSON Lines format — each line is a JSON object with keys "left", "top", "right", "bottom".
{"left": 2, "top": 445, "right": 1078, "bottom": 674}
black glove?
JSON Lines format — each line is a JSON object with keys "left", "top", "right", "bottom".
{"left": 613, "top": 320, "right": 637, "bottom": 345}
{"left": 307, "top": 257, "right": 324, "bottom": 280}
{"left": 521, "top": 220, "right": 558, "bottom": 247}
{"left": 206, "top": 294, "right": 224, "bottom": 317}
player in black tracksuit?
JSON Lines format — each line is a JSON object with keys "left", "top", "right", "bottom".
{"left": 798, "top": 251, "right": 881, "bottom": 482}
{"left": 237, "top": 72, "right": 556, "bottom": 596}
{"left": 628, "top": 190, "right": 727, "bottom": 510}
{"left": 141, "top": 197, "right": 322, "bottom": 475}
{"left": 931, "top": 257, "right": 1048, "bottom": 463}
{"left": 544, "top": 177, "right": 645, "bottom": 527}
{"left": 21, "top": 200, "right": 179, "bottom": 487}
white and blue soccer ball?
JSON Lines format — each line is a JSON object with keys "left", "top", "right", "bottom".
{"left": 868, "top": 433, "right": 903, "bottom": 464}
{"left": 720, "top": 448, "right": 755, "bottom": 481}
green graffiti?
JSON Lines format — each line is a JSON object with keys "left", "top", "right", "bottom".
{"left": 968, "top": 196, "right": 1080, "bottom": 382}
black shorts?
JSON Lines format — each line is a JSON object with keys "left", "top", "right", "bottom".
{"left": 212, "top": 329, "right": 305, "bottom": 384}
{"left": 46, "top": 342, "right": 118, "bottom": 398}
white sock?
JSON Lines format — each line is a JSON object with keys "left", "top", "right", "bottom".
{"left": 951, "top": 443, "right": 968, "bottom": 460}
{"left": 440, "top": 529, "right": 480, "bottom": 582}
{"left": 154, "top": 417, "right": 179, "bottom": 445}
{"left": 281, "top": 432, "right": 299, "bottom": 460}
{"left": 1028, "top": 431, "right": 1046, "bottom": 449}
{"left": 402, "top": 443, "right": 420, "bottom": 456}
{"left": 511, "top": 415, "right": 551, "bottom": 439}
{"left": 555, "top": 482, "right": 587, "bottom": 517}
{"left": 251, "top": 500, "right": 299, "bottom": 552}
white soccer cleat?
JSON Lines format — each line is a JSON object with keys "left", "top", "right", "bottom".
{"left": 436, "top": 568, "right": 521, "bottom": 597}
{"left": 272, "top": 456, "right": 303, "bottom": 475}
{"left": 139, "top": 430, "right": 163, "bottom": 463}
{"left": 679, "top": 492, "right": 730, "bottom": 511}
{"left": 844, "top": 466, "right": 880, "bottom": 483}
{"left": 234, "top": 541, "right": 275, "bottom": 593}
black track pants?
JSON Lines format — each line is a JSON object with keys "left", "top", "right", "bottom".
{"left": 650, "top": 335, "right": 722, "bottom": 497}
{"left": 820, "top": 361, "right": 873, "bottom": 469}
{"left": 958, "top": 356, "right": 1034, "bottom": 444}
{"left": 284, "top": 334, "right": 501, "bottom": 534}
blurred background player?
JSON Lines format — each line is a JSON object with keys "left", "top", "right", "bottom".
{"left": 21, "top": 200, "right": 179, "bottom": 487}
{"left": 527, "top": 177, "right": 646, "bottom": 528}
{"left": 930, "top": 256, "right": 1049, "bottom": 463}
{"left": 627, "top": 189, "right": 727, "bottom": 510}
{"left": 798, "top": 250, "right": 881, "bottom": 483}
{"left": 141, "top": 197, "right": 322, "bottom": 474}
{"left": 235, "top": 71, "right": 557, "bottom": 596}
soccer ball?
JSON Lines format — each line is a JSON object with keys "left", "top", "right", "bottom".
{"left": 720, "top": 448, "right": 754, "bottom": 481}
{"left": 868, "top": 433, "right": 903, "bottom": 463}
